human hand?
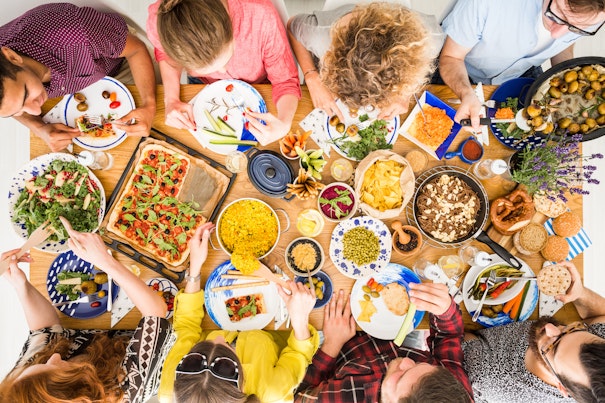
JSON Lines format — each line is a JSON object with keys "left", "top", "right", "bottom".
{"left": 59, "top": 217, "right": 114, "bottom": 268}
{"left": 1, "top": 249, "right": 32, "bottom": 288}
{"left": 305, "top": 74, "right": 344, "bottom": 122}
{"left": 164, "top": 99, "right": 196, "bottom": 130}
{"left": 378, "top": 96, "right": 411, "bottom": 120}
{"left": 114, "top": 105, "right": 155, "bottom": 137}
{"left": 554, "top": 261, "right": 584, "bottom": 304}
{"left": 408, "top": 282, "right": 451, "bottom": 316}
{"left": 35, "top": 123, "right": 80, "bottom": 152}
{"left": 278, "top": 280, "right": 315, "bottom": 339}
{"left": 188, "top": 222, "right": 215, "bottom": 276}
{"left": 454, "top": 92, "right": 483, "bottom": 131}
{"left": 245, "top": 110, "right": 290, "bottom": 146}
{"left": 321, "top": 290, "right": 356, "bottom": 357}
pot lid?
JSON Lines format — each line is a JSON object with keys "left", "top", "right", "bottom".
{"left": 247, "top": 150, "right": 294, "bottom": 196}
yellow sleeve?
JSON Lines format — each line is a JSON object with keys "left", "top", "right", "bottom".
{"left": 157, "top": 290, "right": 205, "bottom": 403}
{"left": 239, "top": 326, "right": 320, "bottom": 402}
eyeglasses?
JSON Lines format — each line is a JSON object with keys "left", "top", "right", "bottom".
{"left": 175, "top": 352, "right": 240, "bottom": 386}
{"left": 544, "top": 0, "right": 605, "bottom": 36}
{"left": 539, "top": 321, "right": 589, "bottom": 385}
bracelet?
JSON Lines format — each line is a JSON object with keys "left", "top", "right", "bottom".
{"left": 185, "top": 270, "right": 201, "bottom": 283}
{"left": 303, "top": 69, "right": 318, "bottom": 78}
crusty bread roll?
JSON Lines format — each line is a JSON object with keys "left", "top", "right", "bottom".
{"left": 552, "top": 211, "right": 582, "bottom": 238}
{"left": 541, "top": 235, "right": 569, "bottom": 262}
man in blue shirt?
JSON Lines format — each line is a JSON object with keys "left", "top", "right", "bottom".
{"left": 438, "top": 0, "right": 605, "bottom": 130}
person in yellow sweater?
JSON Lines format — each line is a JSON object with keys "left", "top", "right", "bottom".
{"left": 158, "top": 222, "right": 319, "bottom": 402}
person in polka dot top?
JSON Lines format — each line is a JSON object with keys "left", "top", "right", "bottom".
{"left": 0, "top": 3, "right": 157, "bottom": 152}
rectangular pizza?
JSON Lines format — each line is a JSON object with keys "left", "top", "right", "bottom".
{"left": 225, "top": 294, "right": 265, "bottom": 322}
{"left": 107, "top": 144, "right": 206, "bottom": 267}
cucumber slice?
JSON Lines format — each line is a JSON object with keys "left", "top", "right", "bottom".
{"left": 203, "top": 109, "right": 221, "bottom": 132}
{"left": 216, "top": 116, "right": 236, "bottom": 136}
{"left": 209, "top": 138, "right": 258, "bottom": 146}
{"left": 394, "top": 302, "right": 417, "bottom": 346}
{"left": 200, "top": 127, "right": 237, "bottom": 139}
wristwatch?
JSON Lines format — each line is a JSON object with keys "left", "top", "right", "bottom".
{"left": 185, "top": 270, "right": 201, "bottom": 283}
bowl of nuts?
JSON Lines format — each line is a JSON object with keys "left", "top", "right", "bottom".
{"left": 294, "top": 270, "right": 333, "bottom": 309}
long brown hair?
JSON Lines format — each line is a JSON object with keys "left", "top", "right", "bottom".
{"left": 174, "top": 341, "right": 259, "bottom": 403}
{"left": 0, "top": 333, "right": 128, "bottom": 403}
{"left": 157, "top": 0, "right": 233, "bottom": 70}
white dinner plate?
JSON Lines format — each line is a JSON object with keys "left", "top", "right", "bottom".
{"left": 462, "top": 254, "right": 538, "bottom": 327}
{"left": 7, "top": 153, "right": 106, "bottom": 253}
{"left": 329, "top": 216, "right": 392, "bottom": 279}
{"left": 204, "top": 260, "right": 279, "bottom": 330}
{"left": 350, "top": 263, "right": 425, "bottom": 340}
{"left": 146, "top": 278, "right": 178, "bottom": 319}
{"left": 325, "top": 100, "right": 399, "bottom": 161}
{"left": 62, "top": 76, "right": 135, "bottom": 151}
{"left": 190, "top": 79, "right": 267, "bottom": 155}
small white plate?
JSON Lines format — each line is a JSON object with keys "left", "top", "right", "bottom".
{"left": 63, "top": 76, "right": 135, "bottom": 151}
{"left": 190, "top": 79, "right": 267, "bottom": 155}
{"left": 350, "top": 263, "right": 425, "bottom": 340}
{"left": 8, "top": 153, "right": 106, "bottom": 253}
{"left": 329, "top": 216, "right": 391, "bottom": 279}
{"left": 204, "top": 260, "right": 279, "bottom": 330}
{"left": 325, "top": 100, "right": 399, "bottom": 161}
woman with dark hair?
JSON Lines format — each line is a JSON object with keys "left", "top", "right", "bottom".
{"left": 158, "top": 222, "right": 319, "bottom": 402}
{"left": 0, "top": 217, "right": 174, "bottom": 403}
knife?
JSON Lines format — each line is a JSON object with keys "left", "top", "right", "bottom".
{"left": 460, "top": 117, "right": 516, "bottom": 126}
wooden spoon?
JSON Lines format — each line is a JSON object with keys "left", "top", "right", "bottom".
{"left": 391, "top": 221, "right": 411, "bottom": 245}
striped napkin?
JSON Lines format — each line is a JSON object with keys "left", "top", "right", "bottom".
{"left": 543, "top": 218, "right": 592, "bottom": 260}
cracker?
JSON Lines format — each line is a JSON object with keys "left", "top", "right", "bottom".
{"left": 381, "top": 282, "right": 410, "bottom": 316}
{"left": 537, "top": 264, "right": 571, "bottom": 296}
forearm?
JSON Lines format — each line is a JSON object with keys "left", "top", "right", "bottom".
{"left": 286, "top": 24, "right": 318, "bottom": 78}
{"left": 439, "top": 54, "right": 475, "bottom": 100}
{"left": 550, "top": 44, "right": 574, "bottom": 67}
{"left": 573, "top": 287, "right": 605, "bottom": 321}
{"left": 14, "top": 281, "right": 60, "bottom": 330}
{"left": 276, "top": 94, "right": 298, "bottom": 128}
{"left": 291, "top": 315, "right": 311, "bottom": 341}
{"left": 97, "top": 258, "right": 166, "bottom": 317}
{"left": 124, "top": 35, "right": 156, "bottom": 111}
{"left": 14, "top": 114, "right": 49, "bottom": 138}
{"left": 159, "top": 60, "right": 184, "bottom": 104}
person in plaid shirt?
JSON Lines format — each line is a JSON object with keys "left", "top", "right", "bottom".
{"left": 294, "top": 283, "right": 473, "bottom": 403}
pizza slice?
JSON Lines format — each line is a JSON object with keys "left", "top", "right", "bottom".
{"left": 225, "top": 294, "right": 266, "bottom": 322}
{"left": 75, "top": 115, "right": 117, "bottom": 138}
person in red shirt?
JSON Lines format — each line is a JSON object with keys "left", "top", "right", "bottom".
{"left": 295, "top": 283, "right": 473, "bottom": 403}
{"left": 147, "top": 0, "right": 300, "bottom": 145}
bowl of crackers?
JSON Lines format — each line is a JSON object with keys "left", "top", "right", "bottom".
{"left": 285, "top": 237, "right": 324, "bottom": 276}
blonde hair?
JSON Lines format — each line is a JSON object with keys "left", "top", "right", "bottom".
{"left": 157, "top": 0, "right": 233, "bottom": 70}
{"left": 0, "top": 334, "right": 128, "bottom": 403}
{"left": 321, "top": 2, "right": 435, "bottom": 110}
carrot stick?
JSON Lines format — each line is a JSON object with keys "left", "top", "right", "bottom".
{"left": 508, "top": 293, "right": 523, "bottom": 320}
{"left": 503, "top": 289, "right": 523, "bottom": 314}
{"left": 300, "top": 130, "right": 312, "bottom": 142}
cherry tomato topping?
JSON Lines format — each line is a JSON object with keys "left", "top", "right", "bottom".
{"left": 90, "top": 301, "right": 101, "bottom": 308}
{"left": 222, "top": 115, "right": 228, "bottom": 121}
{"left": 225, "top": 84, "right": 234, "bottom": 92}
{"left": 109, "top": 92, "right": 117, "bottom": 102}
{"left": 109, "top": 101, "right": 121, "bottom": 109}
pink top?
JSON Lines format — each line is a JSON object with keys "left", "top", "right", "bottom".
{"left": 147, "top": 0, "right": 301, "bottom": 104}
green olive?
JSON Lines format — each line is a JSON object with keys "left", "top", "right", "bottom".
{"left": 548, "top": 86, "right": 562, "bottom": 99}
{"left": 76, "top": 102, "right": 89, "bottom": 112}
{"left": 530, "top": 116, "right": 544, "bottom": 127}
{"left": 549, "top": 77, "right": 562, "bottom": 87}
{"left": 559, "top": 83, "right": 568, "bottom": 93}
{"left": 370, "top": 291, "right": 380, "bottom": 298}
{"left": 591, "top": 81, "right": 602, "bottom": 91}
{"left": 80, "top": 280, "right": 97, "bottom": 295}
{"left": 542, "top": 122, "right": 555, "bottom": 134}
{"left": 568, "top": 123, "right": 581, "bottom": 134}
{"left": 596, "top": 115, "right": 605, "bottom": 125}
{"left": 564, "top": 70, "right": 578, "bottom": 83}
{"left": 598, "top": 103, "right": 605, "bottom": 115}
{"left": 329, "top": 115, "right": 340, "bottom": 126}
{"left": 585, "top": 89, "right": 596, "bottom": 100}
{"left": 335, "top": 122, "right": 345, "bottom": 133}
{"left": 558, "top": 117, "right": 572, "bottom": 129}
{"left": 586, "top": 118, "right": 597, "bottom": 129}
{"left": 567, "top": 80, "right": 579, "bottom": 94}
{"left": 362, "top": 285, "right": 372, "bottom": 293}
{"left": 346, "top": 124, "right": 359, "bottom": 137}
{"left": 363, "top": 294, "right": 371, "bottom": 301}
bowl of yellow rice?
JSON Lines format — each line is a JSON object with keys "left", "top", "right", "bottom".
{"left": 216, "top": 198, "right": 283, "bottom": 274}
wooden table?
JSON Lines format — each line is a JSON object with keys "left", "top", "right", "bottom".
{"left": 29, "top": 84, "right": 583, "bottom": 331}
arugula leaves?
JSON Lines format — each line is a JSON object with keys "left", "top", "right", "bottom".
{"left": 335, "top": 120, "right": 392, "bottom": 160}
{"left": 319, "top": 188, "right": 353, "bottom": 219}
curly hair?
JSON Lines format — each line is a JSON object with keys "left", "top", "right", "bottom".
{"left": 0, "top": 333, "right": 129, "bottom": 403}
{"left": 157, "top": 0, "right": 233, "bottom": 70}
{"left": 321, "top": 2, "right": 435, "bottom": 110}
{"left": 174, "top": 341, "right": 259, "bottom": 403}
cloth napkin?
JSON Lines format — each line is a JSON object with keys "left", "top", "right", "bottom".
{"left": 474, "top": 82, "right": 490, "bottom": 146}
{"left": 111, "top": 289, "right": 136, "bottom": 328}
{"left": 298, "top": 109, "right": 332, "bottom": 157}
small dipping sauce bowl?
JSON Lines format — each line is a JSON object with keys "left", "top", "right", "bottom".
{"left": 444, "top": 136, "right": 484, "bottom": 164}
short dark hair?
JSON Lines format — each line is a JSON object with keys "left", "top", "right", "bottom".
{"left": 560, "top": 341, "right": 605, "bottom": 403}
{"left": 173, "top": 341, "right": 259, "bottom": 403}
{"left": 398, "top": 367, "right": 472, "bottom": 403}
{"left": 567, "top": 0, "right": 605, "bottom": 14}
{"left": 0, "top": 50, "right": 23, "bottom": 107}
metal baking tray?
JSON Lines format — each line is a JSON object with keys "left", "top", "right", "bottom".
{"left": 102, "top": 129, "right": 236, "bottom": 282}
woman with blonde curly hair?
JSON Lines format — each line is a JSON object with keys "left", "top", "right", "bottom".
{"left": 147, "top": 0, "right": 300, "bottom": 145}
{"left": 288, "top": 3, "right": 444, "bottom": 121}
{"left": 0, "top": 217, "right": 174, "bottom": 403}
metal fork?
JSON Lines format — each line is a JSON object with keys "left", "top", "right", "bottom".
{"left": 52, "top": 293, "right": 103, "bottom": 307}
{"left": 472, "top": 270, "right": 496, "bottom": 322}
{"left": 446, "top": 99, "right": 497, "bottom": 108}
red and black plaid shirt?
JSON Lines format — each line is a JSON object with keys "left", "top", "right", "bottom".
{"left": 294, "top": 300, "right": 473, "bottom": 402}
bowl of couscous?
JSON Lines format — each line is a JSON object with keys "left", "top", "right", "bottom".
{"left": 215, "top": 198, "right": 287, "bottom": 273}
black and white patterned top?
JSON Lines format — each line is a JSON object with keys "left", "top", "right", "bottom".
{"left": 13, "top": 316, "right": 174, "bottom": 403}
{"left": 462, "top": 320, "right": 605, "bottom": 403}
